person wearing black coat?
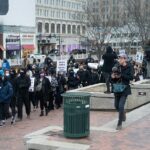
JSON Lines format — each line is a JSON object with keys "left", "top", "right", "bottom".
{"left": 56, "top": 73, "right": 67, "bottom": 109}
{"left": 67, "top": 70, "right": 78, "bottom": 90}
{"left": 111, "top": 53, "right": 133, "bottom": 130}
{"left": 9, "top": 69, "right": 17, "bottom": 124}
{"left": 85, "top": 54, "right": 94, "bottom": 65}
{"left": 102, "top": 46, "right": 117, "bottom": 93}
{"left": 37, "top": 71, "right": 51, "bottom": 116}
{"left": 77, "top": 65, "right": 90, "bottom": 87}
{"left": 16, "top": 68, "right": 31, "bottom": 121}
{"left": 90, "top": 69, "right": 100, "bottom": 85}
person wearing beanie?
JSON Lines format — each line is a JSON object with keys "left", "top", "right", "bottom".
{"left": 102, "top": 46, "right": 117, "bottom": 94}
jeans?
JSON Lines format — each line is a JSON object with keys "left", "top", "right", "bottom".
{"left": 115, "top": 94, "right": 127, "bottom": 112}
{"left": 114, "top": 94, "right": 127, "bottom": 125}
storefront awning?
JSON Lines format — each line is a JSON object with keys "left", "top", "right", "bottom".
{"left": 0, "top": 45, "right": 5, "bottom": 51}
{"left": 22, "top": 45, "right": 35, "bottom": 50}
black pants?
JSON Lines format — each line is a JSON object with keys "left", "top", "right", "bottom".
{"left": 103, "top": 72, "right": 111, "bottom": 92}
{"left": 10, "top": 96, "right": 17, "bottom": 117}
{"left": 39, "top": 92, "right": 48, "bottom": 111}
{"left": 17, "top": 92, "right": 30, "bottom": 119}
{"left": 55, "top": 91, "right": 63, "bottom": 107}
{"left": 35, "top": 91, "right": 41, "bottom": 108}
{"left": 0, "top": 102, "right": 10, "bottom": 121}
{"left": 29, "top": 92, "right": 36, "bottom": 107}
{"left": 115, "top": 94, "right": 127, "bottom": 125}
{"left": 48, "top": 91, "right": 54, "bottom": 110}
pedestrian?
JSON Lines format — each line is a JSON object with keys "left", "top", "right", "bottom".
{"left": 67, "top": 69, "right": 78, "bottom": 90}
{"left": 90, "top": 69, "right": 100, "bottom": 85}
{"left": 9, "top": 69, "right": 17, "bottom": 124}
{"left": 0, "top": 74, "right": 13, "bottom": 127}
{"left": 2, "top": 59, "right": 10, "bottom": 71}
{"left": 56, "top": 72, "right": 67, "bottom": 109}
{"left": 111, "top": 53, "right": 133, "bottom": 130}
{"left": 37, "top": 71, "right": 51, "bottom": 116}
{"left": 16, "top": 68, "right": 31, "bottom": 121}
{"left": 22, "top": 56, "right": 30, "bottom": 68}
{"left": 102, "top": 46, "right": 117, "bottom": 94}
{"left": 48, "top": 71, "right": 58, "bottom": 111}
{"left": 85, "top": 54, "right": 94, "bottom": 65}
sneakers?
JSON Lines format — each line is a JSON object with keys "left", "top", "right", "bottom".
{"left": 0, "top": 122, "right": 3, "bottom": 127}
{"left": 116, "top": 125, "right": 122, "bottom": 130}
{"left": 0, "top": 120, "right": 5, "bottom": 127}
{"left": 11, "top": 114, "right": 17, "bottom": 125}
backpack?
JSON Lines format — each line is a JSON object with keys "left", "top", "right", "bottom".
{"left": 51, "top": 77, "right": 58, "bottom": 92}
{"left": 35, "top": 80, "right": 42, "bottom": 92}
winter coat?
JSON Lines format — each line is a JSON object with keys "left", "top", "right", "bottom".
{"left": 102, "top": 48, "right": 117, "bottom": 73}
{"left": 41, "top": 77, "right": 51, "bottom": 101}
{"left": 77, "top": 69, "right": 90, "bottom": 86}
{"left": 112, "top": 62, "right": 134, "bottom": 96}
{"left": 57, "top": 76, "right": 67, "bottom": 93}
{"left": 2, "top": 59, "right": 10, "bottom": 70}
{"left": 90, "top": 72, "right": 100, "bottom": 85}
{"left": 0, "top": 81, "right": 13, "bottom": 103}
{"left": 67, "top": 75, "right": 78, "bottom": 89}
{"left": 16, "top": 75, "right": 31, "bottom": 95}
{"left": 85, "top": 57, "right": 94, "bottom": 65}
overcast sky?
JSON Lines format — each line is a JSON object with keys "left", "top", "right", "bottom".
{"left": 0, "top": 0, "right": 35, "bottom": 27}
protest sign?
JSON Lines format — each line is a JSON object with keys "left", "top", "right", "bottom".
{"left": 56, "top": 60, "right": 67, "bottom": 74}
{"left": 136, "top": 52, "right": 143, "bottom": 64}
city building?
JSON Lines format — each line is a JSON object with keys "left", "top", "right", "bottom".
{"left": 36, "top": 0, "right": 87, "bottom": 54}
{"left": 0, "top": 0, "right": 36, "bottom": 61}
{"left": 87, "top": 0, "right": 150, "bottom": 52}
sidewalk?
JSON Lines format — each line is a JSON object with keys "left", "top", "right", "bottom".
{"left": 0, "top": 106, "right": 149, "bottom": 150}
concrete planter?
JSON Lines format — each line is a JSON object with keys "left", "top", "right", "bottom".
{"left": 68, "top": 80, "right": 150, "bottom": 110}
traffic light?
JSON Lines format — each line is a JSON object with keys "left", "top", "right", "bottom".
{"left": 0, "top": 0, "right": 9, "bottom": 15}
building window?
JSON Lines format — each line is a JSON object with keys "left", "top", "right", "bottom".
{"left": 82, "top": 26, "right": 86, "bottom": 34}
{"left": 72, "top": 25, "right": 76, "bottom": 34}
{"left": 62, "top": 24, "right": 66, "bottom": 34}
{"left": 51, "top": 23, "right": 55, "bottom": 33}
{"left": 45, "top": 23, "right": 49, "bottom": 33}
{"left": 77, "top": 26, "right": 80, "bottom": 35}
{"left": 38, "top": 22, "right": 42, "bottom": 33}
{"left": 57, "top": 24, "right": 61, "bottom": 33}
{"left": 67, "top": 25, "right": 71, "bottom": 34}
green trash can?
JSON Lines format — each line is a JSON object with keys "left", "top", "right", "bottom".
{"left": 62, "top": 92, "right": 91, "bottom": 138}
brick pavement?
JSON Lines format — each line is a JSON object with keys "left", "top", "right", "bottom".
{"left": 0, "top": 107, "right": 150, "bottom": 150}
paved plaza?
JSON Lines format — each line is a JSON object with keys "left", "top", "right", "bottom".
{"left": 0, "top": 104, "right": 150, "bottom": 150}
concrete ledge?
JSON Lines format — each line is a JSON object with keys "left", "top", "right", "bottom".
{"left": 67, "top": 80, "right": 150, "bottom": 110}
{"left": 26, "top": 139, "right": 90, "bottom": 150}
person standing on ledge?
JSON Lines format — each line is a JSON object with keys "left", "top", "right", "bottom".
{"left": 102, "top": 46, "right": 117, "bottom": 94}
{"left": 111, "top": 53, "right": 133, "bottom": 130}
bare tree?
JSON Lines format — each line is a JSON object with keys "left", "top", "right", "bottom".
{"left": 125, "top": 0, "right": 150, "bottom": 46}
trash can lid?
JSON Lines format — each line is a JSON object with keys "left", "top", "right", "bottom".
{"left": 62, "top": 92, "right": 91, "bottom": 97}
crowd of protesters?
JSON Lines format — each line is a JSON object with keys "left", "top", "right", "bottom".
{"left": 0, "top": 46, "right": 149, "bottom": 129}
{"left": 0, "top": 53, "right": 100, "bottom": 127}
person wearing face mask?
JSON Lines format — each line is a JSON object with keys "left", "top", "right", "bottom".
{"left": 0, "top": 74, "right": 13, "bottom": 127}
{"left": 111, "top": 53, "right": 133, "bottom": 130}
{"left": 37, "top": 71, "right": 51, "bottom": 116}
{"left": 9, "top": 69, "right": 17, "bottom": 124}
{"left": 15, "top": 68, "right": 31, "bottom": 121}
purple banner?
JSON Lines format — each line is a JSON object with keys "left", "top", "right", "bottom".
{"left": 6, "top": 44, "right": 20, "bottom": 50}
